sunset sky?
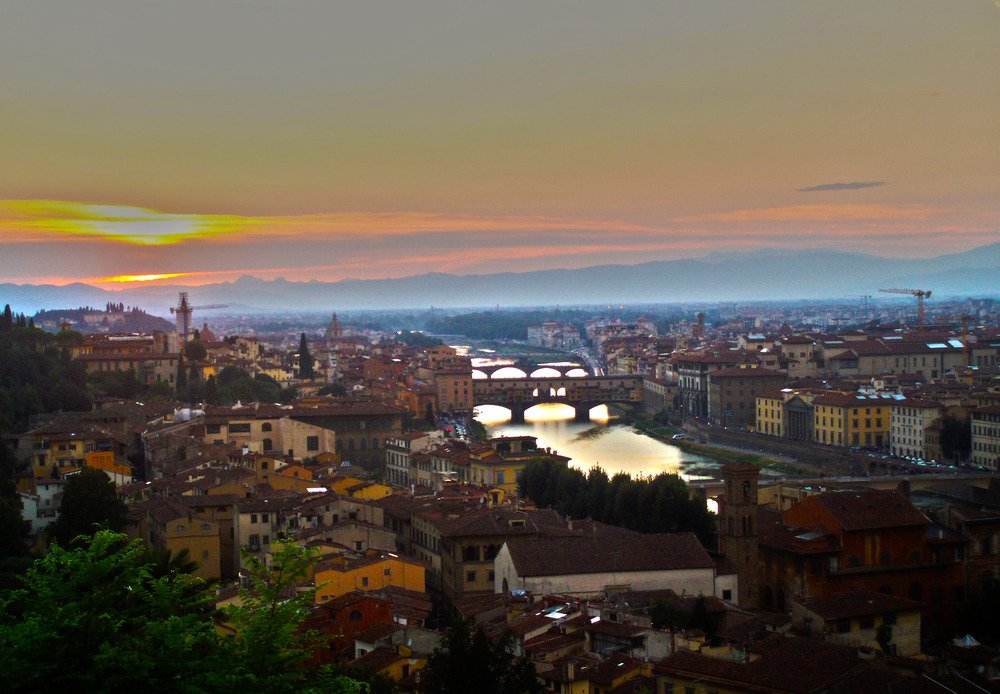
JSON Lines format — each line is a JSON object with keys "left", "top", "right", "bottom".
{"left": 2, "top": 0, "right": 998, "bottom": 287}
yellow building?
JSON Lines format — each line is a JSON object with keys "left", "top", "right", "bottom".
{"left": 314, "top": 550, "right": 426, "bottom": 604}
{"left": 138, "top": 498, "right": 223, "bottom": 582}
{"left": 30, "top": 428, "right": 132, "bottom": 483}
{"left": 755, "top": 390, "right": 786, "bottom": 436}
{"left": 352, "top": 644, "right": 427, "bottom": 684}
{"left": 812, "top": 392, "right": 890, "bottom": 448}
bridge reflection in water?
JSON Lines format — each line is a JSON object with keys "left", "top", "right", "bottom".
{"left": 475, "top": 403, "right": 707, "bottom": 479}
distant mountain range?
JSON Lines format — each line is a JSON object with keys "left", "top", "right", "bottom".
{"left": 3, "top": 243, "right": 1000, "bottom": 316}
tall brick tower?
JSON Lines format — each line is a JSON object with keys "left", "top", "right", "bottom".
{"left": 720, "top": 459, "right": 760, "bottom": 608}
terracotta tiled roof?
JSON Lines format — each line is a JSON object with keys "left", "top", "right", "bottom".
{"left": 798, "top": 591, "right": 923, "bottom": 621}
{"left": 808, "top": 489, "right": 928, "bottom": 530}
{"left": 505, "top": 532, "right": 713, "bottom": 577}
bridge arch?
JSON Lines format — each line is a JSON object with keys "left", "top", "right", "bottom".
{"left": 529, "top": 367, "right": 563, "bottom": 378}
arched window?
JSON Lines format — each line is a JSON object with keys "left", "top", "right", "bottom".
{"left": 261, "top": 422, "right": 272, "bottom": 432}
{"left": 371, "top": 437, "right": 378, "bottom": 449}
{"left": 348, "top": 439, "right": 355, "bottom": 451}
{"left": 742, "top": 480, "right": 750, "bottom": 501}
{"left": 349, "top": 610, "right": 362, "bottom": 622}
{"left": 360, "top": 438, "right": 367, "bottom": 450}
{"left": 262, "top": 438, "right": 273, "bottom": 452}
{"left": 200, "top": 523, "right": 211, "bottom": 531}
{"left": 763, "top": 586, "right": 774, "bottom": 610}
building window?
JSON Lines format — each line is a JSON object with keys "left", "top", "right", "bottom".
{"left": 261, "top": 422, "right": 272, "bottom": 432}
{"left": 361, "top": 576, "right": 368, "bottom": 587}
{"left": 466, "top": 571, "right": 476, "bottom": 583}
{"left": 722, "top": 589, "right": 732, "bottom": 601}
{"left": 229, "top": 423, "right": 251, "bottom": 434}
{"left": 251, "top": 514, "right": 258, "bottom": 524}
{"left": 349, "top": 610, "right": 362, "bottom": 622}
{"left": 836, "top": 619, "right": 851, "bottom": 633}
{"left": 306, "top": 436, "right": 319, "bottom": 452}
{"left": 263, "top": 438, "right": 273, "bottom": 452}
{"left": 206, "top": 424, "right": 221, "bottom": 434}
{"left": 883, "top": 613, "right": 896, "bottom": 626}
{"left": 859, "top": 616, "right": 874, "bottom": 630}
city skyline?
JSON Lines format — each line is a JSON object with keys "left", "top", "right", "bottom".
{"left": 2, "top": 0, "right": 998, "bottom": 287}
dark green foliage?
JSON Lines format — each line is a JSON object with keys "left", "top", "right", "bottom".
{"left": 0, "top": 532, "right": 227, "bottom": 694}
{"left": 49, "top": 468, "right": 128, "bottom": 547}
{"left": 0, "top": 532, "right": 366, "bottom": 694}
{"left": 940, "top": 415, "right": 971, "bottom": 461}
{"left": 649, "top": 596, "right": 718, "bottom": 635}
{"left": 0, "top": 439, "right": 26, "bottom": 563}
{"left": 0, "top": 324, "right": 91, "bottom": 431}
{"left": 317, "top": 382, "right": 348, "bottom": 397}
{"left": 298, "top": 333, "right": 315, "bottom": 380}
{"left": 392, "top": 330, "right": 443, "bottom": 348}
{"left": 184, "top": 339, "right": 208, "bottom": 362}
{"left": 425, "top": 309, "right": 588, "bottom": 341}
{"left": 959, "top": 574, "right": 1000, "bottom": 646}
{"left": 518, "top": 459, "right": 717, "bottom": 547}
{"left": 421, "top": 619, "right": 542, "bottom": 694}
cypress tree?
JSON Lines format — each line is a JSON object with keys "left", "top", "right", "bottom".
{"left": 298, "top": 333, "right": 314, "bottom": 380}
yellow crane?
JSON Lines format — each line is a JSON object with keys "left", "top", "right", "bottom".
{"left": 879, "top": 288, "right": 931, "bottom": 332}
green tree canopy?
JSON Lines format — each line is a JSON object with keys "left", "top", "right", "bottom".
{"left": 49, "top": 467, "right": 128, "bottom": 547}
{"left": 0, "top": 532, "right": 366, "bottom": 694}
{"left": 421, "top": 619, "right": 542, "bottom": 694}
{"left": 184, "top": 339, "right": 208, "bottom": 362}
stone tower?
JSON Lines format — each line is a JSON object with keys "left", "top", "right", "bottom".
{"left": 720, "top": 459, "right": 760, "bottom": 608}
{"left": 325, "top": 312, "right": 343, "bottom": 339}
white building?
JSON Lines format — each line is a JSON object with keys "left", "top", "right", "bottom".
{"left": 890, "top": 398, "right": 943, "bottom": 460}
{"left": 495, "top": 532, "right": 737, "bottom": 603}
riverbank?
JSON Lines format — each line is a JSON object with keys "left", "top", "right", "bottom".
{"left": 632, "top": 416, "right": 816, "bottom": 477}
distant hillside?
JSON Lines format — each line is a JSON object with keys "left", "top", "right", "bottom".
{"left": 32, "top": 305, "right": 175, "bottom": 334}
{"left": 3, "top": 242, "right": 1000, "bottom": 313}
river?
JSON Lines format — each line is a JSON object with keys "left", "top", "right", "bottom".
{"left": 474, "top": 403, "right": 714, "bottom": 482}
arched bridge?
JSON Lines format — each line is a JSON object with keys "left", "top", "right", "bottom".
{"left": 473, "top": 375, "right": 643, "bottom": 422}
{"left": 472, "top": 364, "right": 590, "bottom": 379}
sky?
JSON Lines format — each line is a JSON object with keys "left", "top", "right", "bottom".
{"left": 2, "top": 0, "right": 998, "bottom": 288}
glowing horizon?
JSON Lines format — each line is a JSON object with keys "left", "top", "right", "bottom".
{"left": 1, "top": 1, "right": 997, "bottom": 286}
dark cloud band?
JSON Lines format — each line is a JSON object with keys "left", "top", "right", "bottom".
{"left": 797, "top": 181, "right": 885, "bottom": 192}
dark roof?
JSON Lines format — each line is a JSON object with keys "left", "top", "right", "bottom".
{"left": 657, "top": 635, "right": 864, "bottom": 693}
{"left": 798, "top": 591, "right": 923, "bottom": 620}
{"left": 808, "top": 489, "right": 928, "bottom": 530}
{"left": 505, "top": 532, "right": 714, "bottom": 577}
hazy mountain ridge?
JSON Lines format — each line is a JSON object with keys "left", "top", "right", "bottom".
{"left": 3, "top": 244, "right": 999, "bottom": 314}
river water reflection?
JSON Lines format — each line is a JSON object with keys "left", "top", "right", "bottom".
{"left": 475, "top": 403, "right": 711, "bottom": 481}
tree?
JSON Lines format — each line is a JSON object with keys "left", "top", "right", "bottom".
{"left": 421, "top": 619, "right": 542, "bottom": 694}
{"left": 298, "top": 333, "right": 314, "bottom": 380}
{"left": 228, "top": 541, "right": 363, "bottom": 694}
{"left": 0, "top": 532, "right": 366, "bottom": 694}
{"left": 0, "top": 438, "right": 25, "bottom": 562}
{"left": 49, "top": 467, "right": 128, "bottom": 547}
{"left": 0, "top": 531, "right": 230, "bottom": 694}
{"left": 184, "top": 339, "right": 208, "bottom": 363}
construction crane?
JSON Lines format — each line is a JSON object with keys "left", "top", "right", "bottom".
{"left": 170, "top": 292, "right": 227, "bottom": 343}
{"left": 879, "top": 288, "right": 931, "bottom": 332}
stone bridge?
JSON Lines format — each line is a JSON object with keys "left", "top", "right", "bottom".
{"left": 472, "top": 363, "right": 590, "bottom": 379}
{"left": 473, "top": 375, "right": 643, "bottom": 422}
